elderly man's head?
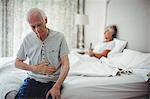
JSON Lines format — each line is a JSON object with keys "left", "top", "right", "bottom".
{"left": 27, "top": 8, "right": 48, "bottom": 38}
{"left": 27, "top": 8, "right": 47, "bottom": 23}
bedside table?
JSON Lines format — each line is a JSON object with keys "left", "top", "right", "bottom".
{"left": 71, "top": 48, "right": 87, "bottom": 54}
{"left": 70, "top": 48, "right": 88, "bottom": 54}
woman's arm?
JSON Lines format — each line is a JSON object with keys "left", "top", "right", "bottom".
{"left": 93, "top": 50, "right": 111, "bottom": 59}
{"left": 87, "top": 49, "right": 111, "bottom": 59}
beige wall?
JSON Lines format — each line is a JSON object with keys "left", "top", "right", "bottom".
{"left": 106, "top": 0, "right": 150, "bottom": 52}
{"left": 85, "top": 0, "right": 150, "bottom": 52}
{"left": 84, "top": 0, "right": 105, "bottom": 49}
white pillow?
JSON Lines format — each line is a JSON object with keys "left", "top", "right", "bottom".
{"left": 108, "top": 39, "right": 127, "bottom": 57}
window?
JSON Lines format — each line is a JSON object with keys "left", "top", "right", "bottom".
{"left": 0, "top": 0, "right": 81, "bottom": 57}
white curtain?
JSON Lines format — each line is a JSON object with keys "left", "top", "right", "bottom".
{"left": 0, "top": 0, "right": 80, "bottom": 57}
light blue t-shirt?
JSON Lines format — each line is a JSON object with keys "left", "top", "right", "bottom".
{"left": 17, "top": 29, "right": 69, "bottom": 83}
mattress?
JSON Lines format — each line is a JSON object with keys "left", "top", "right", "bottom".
{"left": 61, "top": 74, "right": 148, "bottom": 99}
{"left": 3, "top": 72, "right": 149, "bottom": 99}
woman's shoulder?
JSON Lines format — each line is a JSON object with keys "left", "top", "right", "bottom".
{"left": 110, "top": 39, "right": 115, "bottom": 44}
{"left": 95, "top": 40, "right": 114, "bottom": 46}
{"left": 107, "top": 39, "right": 115, "bottom": 45}
{"left": 102, "top": 39, "right": 114, "bottom": 44}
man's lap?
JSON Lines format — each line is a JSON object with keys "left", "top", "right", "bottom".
{"left": 15, "top": 77, "right": 55, "bottom": 99}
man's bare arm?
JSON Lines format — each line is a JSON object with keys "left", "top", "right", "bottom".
{"left": 15, "top": 58, "right": 33, "bottom": 71}
{"left": 46, "top": 55, "right": 70, "bottom": 99}
{"left": 54, "top": 55, "right": 69, "bottom": 88}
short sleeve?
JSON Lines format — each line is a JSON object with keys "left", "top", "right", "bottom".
{"left": 16, "top": 40, "right": 27, "bottom": 61}
{"left": 104, "top": 40, "right": 115, "bottom": 50}
{"left": 93, "top": 40, "right": 115, "bottom": 53}
{"left": 59, "top": 35, "right": 69, "bottom": 58}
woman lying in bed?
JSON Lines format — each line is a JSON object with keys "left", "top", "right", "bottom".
{"left": 86, "top": 25, "right": 118, "bottom": 59}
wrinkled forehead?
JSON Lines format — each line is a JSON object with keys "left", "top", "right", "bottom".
{"left": 28, "top": 11, "right": 42, "bottom": 20}
{"left": 28, "top": 16, "right": 44, "bottom": 27}
{"left": 28, "top": 13, "right": 44, "bottom": 23}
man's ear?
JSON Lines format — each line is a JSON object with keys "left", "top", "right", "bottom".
{"left": 45, "top": 17, "right": 47, "bottom": 24}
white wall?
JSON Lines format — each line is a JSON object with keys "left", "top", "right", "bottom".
{"left": 107, "top": 0, "right": 150, "bottom": 52}
{"left": 84, "top": 0, "right": 105, "bottom": 49}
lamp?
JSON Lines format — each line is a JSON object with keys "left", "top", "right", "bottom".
{"left": 105, "top": 0, "right": 111, "bottom": 26}
{"left": 75, "top": 14, "right": 89, "bottom": 25}
{"left": 75, "top": 14, "right": 89, "bottom": 49}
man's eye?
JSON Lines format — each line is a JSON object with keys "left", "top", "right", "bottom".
{"left": 37, "top": 24, "right": 41, "bottom": 27}
{"left": 32, "top": 26, "right": 35, "bottom": 29}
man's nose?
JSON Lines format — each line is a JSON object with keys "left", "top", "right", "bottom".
{"left": 35, "top": 26, "right": 40, "bottom": 32}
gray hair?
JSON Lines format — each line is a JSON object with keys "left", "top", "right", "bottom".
{"left": 26, "top": 8, "right": 47, "bottom": 22}
{"left": 104, "top": 25, "right": 118, "bottom": 38}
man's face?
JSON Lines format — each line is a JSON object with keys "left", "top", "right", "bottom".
{"left": 28, "top": 13, "right": 47, "bottom": 37}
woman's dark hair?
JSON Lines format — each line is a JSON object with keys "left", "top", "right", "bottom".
{"left": 111, "top": 25, "right": 117, "bottom": 38}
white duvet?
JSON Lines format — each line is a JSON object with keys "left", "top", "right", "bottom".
{"left": 68, "top": 52, "right": 119, "bottom": 77}
{"left": 107, "top": 49, "right": 150, "bottom": 81}
{"left": 68, "top": 50, "right": 150, "bottom": 81}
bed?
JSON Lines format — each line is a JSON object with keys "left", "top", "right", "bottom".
{"left": 62, "top": 75, "right": 148, "bottom": 99}
{"left": 0, "top": 48, "right": 150, "bottom": 99}
{"left": 62, "top": 49, "right": 150, "bottom": 99}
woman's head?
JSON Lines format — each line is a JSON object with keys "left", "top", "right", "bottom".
{"left": 104, "top": 25, "right": 117, "bottom": 42}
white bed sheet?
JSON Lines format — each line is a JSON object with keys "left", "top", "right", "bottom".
{"left": 1, "top": 67, "right": 148, "bottom": 99}
{"left": 61, "top": 74, "right": 148, "bottom": 99}
{"left": 0, "top": 55, "right": 149, "bottom": 99}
